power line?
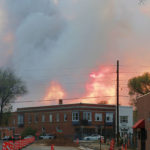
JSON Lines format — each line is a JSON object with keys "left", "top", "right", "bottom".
{"left": 11, "top": 95, "right": 129, "bottom": 103}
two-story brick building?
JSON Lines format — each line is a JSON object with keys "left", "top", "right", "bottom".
{"left": 0, "top": 102, "right": 116, "bottom": 139}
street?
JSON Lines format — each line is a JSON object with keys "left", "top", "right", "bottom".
{"left": 23, "top": 144, "right": 80, "bottom": 150}
{"left": 0, "top": 140, "right": 3, "bottom": 150}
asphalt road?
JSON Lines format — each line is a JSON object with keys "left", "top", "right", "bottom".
{"left": 0, "top": 140, "right": 3, "bottom": 150}
{"left": 23, "top": 144, "right": 80, "bottom": 150}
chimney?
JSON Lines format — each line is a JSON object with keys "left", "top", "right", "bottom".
{"left": 59, "top": 99, "right": 63, "bottom": 105}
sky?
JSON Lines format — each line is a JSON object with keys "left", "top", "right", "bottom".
{"left": 0, "top": 0, "right": 150, "bottom": 110}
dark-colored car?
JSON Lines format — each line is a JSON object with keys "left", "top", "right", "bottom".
{"left": 13, "top": 134, "right": 21, "bottom": 140}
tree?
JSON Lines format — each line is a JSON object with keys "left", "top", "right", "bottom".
{"left": 128, "top": 72, "right": 150, "bottom": 107}
{"left": 2, "top": 104, "right": 12, "bottom": 126}
{"left": 2, "top": 112, "right": 11, "bottom": 126}
{"left": 0, "top": 69, "right": 27, "bottom": 125}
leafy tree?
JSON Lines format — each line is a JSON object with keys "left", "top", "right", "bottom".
{"left": 128, "top": 72, "right": 150, "bottom": 107}
{"left": 2, "top": 112, "right": 11, "bottom": 126}
{"left": 0, "top": 69, "right": 27, "bottom": 125}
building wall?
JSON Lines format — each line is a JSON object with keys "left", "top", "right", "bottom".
{"left": 119, "top": 106, "right": 133, "bottom": 136}
{"left": 0, "top": 103, "right": 116, "bottom": 139}
{"left": 137, "top": 93, "right": 150, "bottom": 150}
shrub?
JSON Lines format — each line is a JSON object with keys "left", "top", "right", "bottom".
{"left": 21, "top": 127, "right": 37, "bottom": 138}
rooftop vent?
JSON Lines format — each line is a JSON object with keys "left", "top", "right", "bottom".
{"left": 59, "top": 99, "right": 63, "bottom": 105}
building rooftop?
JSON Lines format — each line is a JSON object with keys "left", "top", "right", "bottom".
{"left": 17, "top": 103, "right": 116, "bottom": 112}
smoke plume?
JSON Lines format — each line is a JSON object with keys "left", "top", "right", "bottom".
{"left": 0, "top": 0, "right": 150, "bottom": 109}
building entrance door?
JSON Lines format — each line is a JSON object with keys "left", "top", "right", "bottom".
{"left": 141, "top": 129, "right": 146, "bottom": 150}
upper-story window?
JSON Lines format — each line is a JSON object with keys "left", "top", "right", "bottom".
{"left": 18, "top": 114, "right": 24, "bottom": 125}
{"left": 83, "top": 112, "right": 92, "bottom": 121}
{"left": 35, "top": 114, "right": 38, "bottom": 123}
{"left": 13, "top": 119, "right": 16, "bottom": 125}
{"left": 49, "top": 114, "right": 53, "bottom": 122}
{"left": 72, "top": 112, "right": 79, "bottom": 121}
{"left": 28, "top": 114, "right": 32, "bottom": 124}
{"left": 106, "top": 112, "right": 113, "bottom": 123}
{"left": 42, "top": 114, "right": 45, "bottom": 122}
{"left": 95, "top": 113, "right": 102, "bottom": 121}
{"left": 56, "top": 113, "right": 59, "bottom": 122}
{"left": 120, "top": 116, "right": 128, "bottom": 123}
{"left": 64, "top": 113, "right": 67, "bottom": 121}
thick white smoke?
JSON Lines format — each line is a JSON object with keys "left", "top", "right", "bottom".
{"left": 0, "top": 0, "right": 150, "bottom": 109}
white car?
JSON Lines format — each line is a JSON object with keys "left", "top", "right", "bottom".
{"left": 24, "top": 135, "right": 33, "bottom": 139}
{"left": 83, "top": 134, "right": 104, "bottom": 141}
{"left": 39, "top": 134, "right": 55, "bottom": 139}
{"left": 2, "top": 136, "right": 11, "bottom": 141}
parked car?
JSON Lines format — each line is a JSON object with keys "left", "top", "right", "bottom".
{"left": 13, "top": 134, "right": 21, "bottom": 140}
{"left": 39, "top": 134, "right": 55, "bottom": 139}
{"left": 2, "top": 136, "right": 12, "bottom": 141}
{"left": 83, "top": 134, "right": 104, "bottom": 141}
{"left": 24, "top": 135, "right": 33, "bottom": 139}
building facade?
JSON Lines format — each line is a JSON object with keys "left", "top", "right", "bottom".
{"left": 0, "top": 103, "right": 116, "bottom": 140}
{"left": 119, "top": 106, "right": 133, "bottom": 137}
{"left": 133, "top": 93, "right": 150, "bottom": 150}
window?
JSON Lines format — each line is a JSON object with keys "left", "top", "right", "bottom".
{"left": 83, "top": 112, "right": 92, "bottom": 121}
{"left": 28, "top": 114, "right": 32, "bottom": 124}
{"left": 42, "top": 127, "right": 45, "bottom": 134}
{"left": 18, "top": 114, "right": 24, "bottom": 124}
{"left": 72, "top": 112, "right": 79, "bottom": 121}
{"left": 64, "top": 113, "right": 67, "bottom": 121}
{"left": 49, "top": 114, "right": 53, "bottom": 122}
{"left": 13, "top": 119, "right": 16, "bottom": 125}
{"left": 35, "top": 114, "right": 38, "bottom": 123}
{"left": 95, "top": 113, "right": 102, "bottom": 121}
{"left": 56, "top": 113, "right": 59, "bottom": 122}
{"left": 148, "top": 112, "right": 150, "bottom": 122}
{"left": 42, "top": 114, "right": 45, "bottom": 122}
{"left": 120, "top": 116, "right": 128, "bottom": 123}
{"left": 106, "top": 112, "right": 113, "bottom": 123}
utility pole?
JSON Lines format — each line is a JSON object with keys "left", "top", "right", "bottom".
{"left": 116, "top": 60, "right": 119, "bottom": 146}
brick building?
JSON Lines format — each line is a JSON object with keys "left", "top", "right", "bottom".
{"left": 0, "top": 103, "right": 116, "bottom": 139}
{"left": 133, "top": 93, "right": 150, "bottom": 150}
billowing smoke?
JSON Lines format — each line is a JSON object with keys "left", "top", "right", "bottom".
{"left": 0, "top": 0, "right": 150, "bottom": 109}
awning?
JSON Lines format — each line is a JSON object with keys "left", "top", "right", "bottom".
{"left": 133, "top": 119, "right": 145, "bottom": 129}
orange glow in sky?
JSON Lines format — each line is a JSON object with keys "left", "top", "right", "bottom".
{"left": 81, "top": 67, "right": 116, "bottom": 104}
{"left": 43, "top": 81, "right": 66, "bottom": 105}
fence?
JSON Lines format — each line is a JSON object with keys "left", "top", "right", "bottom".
{"left": 2, "top": 136, "right": 35, "bottom": 150}
{"left": 110, "top": 139, "right": 115, "bottom": 150}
